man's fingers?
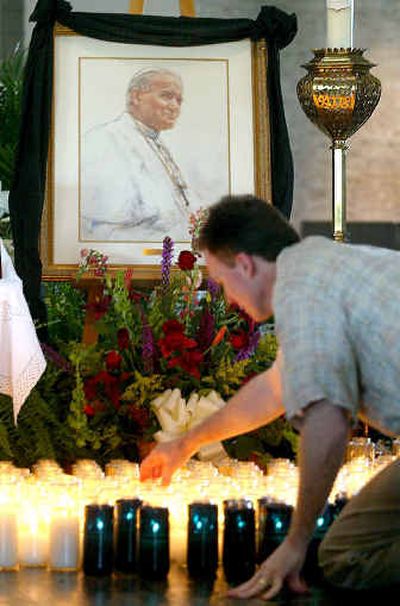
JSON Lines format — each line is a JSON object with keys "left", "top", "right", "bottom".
{"left": 226, "top": 572, "right": 271, "bottom": 598}
{"left": 226, "top": 578, "right": 255, "bottom": 597}
{"left": 260, "top": 577, "right": 283, "bottom": 601}
{"left": 161, "top": 469, "right": 173, "bottom": 486}
{"left": 151, "top": 464, "right": 162, "bottom": 479}
{"left": 139, "top": 453, "right": 161, "bottom": 481}
{"left": 287, "top": 573, "right": 309, "bottom": 594}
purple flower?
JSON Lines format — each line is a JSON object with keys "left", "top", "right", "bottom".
{"left": 161, "top": 237, "right": 174, "bottom": 292}
{"left": 40, "top": 343, "right": 72, "bottom": 373}
{"left": 197, "top": 308, "right": 215, "bottom": 351}
{"left": 206, "top": 278, "right": 221, "bottom": 301}
{"left": 141, "top": 312, "right": 156, "bottom": 374}
{"left": 234, "top": 330, "right": 261, "bottom": 362}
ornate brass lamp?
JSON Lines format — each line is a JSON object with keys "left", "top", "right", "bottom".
{"left": 297, "top": 49, "right": 381, "bottom": 241}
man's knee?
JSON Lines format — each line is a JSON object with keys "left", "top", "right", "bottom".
{"left": 318, "top": 534, "right": 361, "bottom": 589}
{"left": 318, "top": 534, "right": 400, "bottom": 590}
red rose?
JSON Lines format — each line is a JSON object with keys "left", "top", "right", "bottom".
{"left": 158, "top": 333, "right": 197, "bottom": 358}
{"left": 117, "top": 328, "right": 130, "bottom": 350}
{"left": 129, "top": 405, "right": 150, "bottom": 429}
{"left": 84, "top": 377, "right": 98, "bottom": 401}
{"left": 105, "top": 350, "right": 122, "bottom": 371}
{"left": 168, "top": 349, "right": 204, "bottom": 379}
{"left": 229, "top": 329, "right": 249, "bottom": 350}
{"left": 162, "top": 319, "right": 185, "bottom": 334}
{"left": 83, "top": 404, "right": 95, "bottom": 417}
{"left": 129, "top": 288, "right": 143, "bottom": 302}
{"left": 177, "top": 250, "right": 196, "bottom": 271}
{"left": 99, "top": 372, "right": 121, "bottom": 408}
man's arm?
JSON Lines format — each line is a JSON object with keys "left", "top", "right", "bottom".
{"left": 288, "top": 400, "right": 350, "bottom": 547}
{"left": 140, "top": 361, "right": 284, "bottom": 485}
{"left": 228, "top": 399, "right": 350, "bottom": 600}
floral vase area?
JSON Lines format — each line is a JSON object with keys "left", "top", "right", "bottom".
{"left": 0, "top": 216, "right": 298, "bottom": 470}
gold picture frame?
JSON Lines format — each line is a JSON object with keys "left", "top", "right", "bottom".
{"left": 41, "top": 25, "right": 271, "bottom": 282}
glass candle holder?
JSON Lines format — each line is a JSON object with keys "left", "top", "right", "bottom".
{"left": 392, "top": 439, "right": 400, "bottom": 458}
{"left": 257, "top": 499, "right": 293, "bottom": 563}
{"left": 83, "top": 504, "right": 114, "bottom": 576}
{"left": 139, "top": 505, "right": 169, "bottom": 580}
{"left": 18, "top": 479, "right": 50, "bottom": 567}
{"left": 114, "top": 499, "right": 142, "bottom": 573}
{"left": 48, "top": 478, "right": 81, "bottom": 572}
{"left": 332, "top": 493, "right": 349, "bottom": 520}
{"left": 0, "top": 479, "right": 19, "bottom": 571}
{"left": 346, "top": 437, "right": 375, "bottom": 463}
{"left": 222, "top": 499, "right": 256, "bottom": 585}
{"left": 187, "top": 502, "right": 218, "bottom": 579}
{"left": 303, "top": 503, "right": 335, "bottom": 583}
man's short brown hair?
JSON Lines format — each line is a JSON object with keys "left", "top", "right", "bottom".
{"left": 198, "top": 194, "right": 300, "bottom": 263}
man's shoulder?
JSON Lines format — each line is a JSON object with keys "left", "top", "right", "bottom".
{"left": 82, "top": 113, "right": 146, "bottom": 165}
{"left": 277, "top": 236, "right": 334, "bottom": 274}
{"left": 85, "top": 112, "right": 136, "bottom": 140}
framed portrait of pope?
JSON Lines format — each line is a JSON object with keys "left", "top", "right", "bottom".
{"left": 41, "top": 26, "right": 271, "bottom": 280}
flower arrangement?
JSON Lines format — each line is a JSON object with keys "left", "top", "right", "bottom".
{"left": 65, "top": 232, "right": 296, "bottom": 465}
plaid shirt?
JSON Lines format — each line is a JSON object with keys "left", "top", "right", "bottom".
{"left": 273, "top": 236, "right": 400, "bottom": 436}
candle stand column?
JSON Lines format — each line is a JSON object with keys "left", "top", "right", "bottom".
{"left": 297, "top": 49, "right": 381, "bottom": 241}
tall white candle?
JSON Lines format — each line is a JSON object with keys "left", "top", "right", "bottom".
{"left": 49, "top": 516, "right": 80, "bottom": 571}
{"left": 0, "top": 511, "right": 18, "bottom": 569}
{"left": 18, "top": 515, "right": 48, "bottom": 567}
{"left": 327, "top": 0, "right": 354, "bottom": 49}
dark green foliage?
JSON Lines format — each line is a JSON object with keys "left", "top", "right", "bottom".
{"left": 224, "top": 417, "right": 298, "bottom": 467}
{"left": 44, "top": 282, "right": 86, "bottom": 348}
{"left": 0, "top": 276, "right": 298, "bottom": 468}
{"left": 0, "top": 47, "right": 25, "bottom": 189}
{"left": 0, "top": 362, "right": 79, "bottom": 468}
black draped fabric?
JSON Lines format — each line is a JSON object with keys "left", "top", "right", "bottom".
{"left": 8, "top": 0, "right": 297, "bottom": 331}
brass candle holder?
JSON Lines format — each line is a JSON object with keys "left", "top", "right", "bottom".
{"left": 297, "top": 49, "right": 381, "bottom": 241}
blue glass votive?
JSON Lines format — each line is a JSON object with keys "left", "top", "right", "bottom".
{"left": 187, "top": 502, "right": 218, "bottom": 579}
{"left": 114, "top": 498, "right": 142, "bottom": 573}
{"left": 222, "top": 499, "right": 256, "bottom": 585}
{"left": 83, "top": 504, "right": 114, "bottom": 576}
{"left": 257, "top": 499, "right": 293, "bottom": 563}
{"left": 139, "top": 505, "right": 169, "bottom": 580}
{"left": 303, "top": 502, "right": 335, "bottom": 583}
{"left": 333, "top": 493, "right": 349, "bottom": 519}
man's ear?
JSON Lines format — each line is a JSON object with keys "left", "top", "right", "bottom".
{"left": 235, "top": 252, "right": 256, "bottom": 278}
{"left": 130, "top": 90, "right": 141, "bottom": 108}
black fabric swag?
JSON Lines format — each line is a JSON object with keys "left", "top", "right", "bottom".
{"left": 8, "top": 0, "right": 297, "bottom": 333}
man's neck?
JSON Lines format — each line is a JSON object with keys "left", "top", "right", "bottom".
{"left": 130, "top": 114, "right": 159, "bottom": 139}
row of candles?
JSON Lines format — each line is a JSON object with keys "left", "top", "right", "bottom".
{"left": 0, "top": 440, "right": 397, "bottom": 576}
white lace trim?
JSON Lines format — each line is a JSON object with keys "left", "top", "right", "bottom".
{"left": 0, "top": 238, "right": 47, "bottom": 421}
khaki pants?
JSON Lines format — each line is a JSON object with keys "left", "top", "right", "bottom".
{"left": 319, "top": 458, "right": 400, "bottom": 590}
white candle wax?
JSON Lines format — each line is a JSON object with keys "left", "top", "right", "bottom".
{"left": 326, "top": 0, "right": 354, "bottom": 49}
{"left": 0, "top": 511, "right": 18, "bottom": 569}
{"left": 49, "top": 516, "right": 80, "bottom": 570}
{"left": 19, "top": 524, "right": 48, "bottom": 567}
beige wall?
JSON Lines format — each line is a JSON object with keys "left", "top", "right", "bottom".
{"left": 20, "top": 0, "right": 400, "bottom": 232}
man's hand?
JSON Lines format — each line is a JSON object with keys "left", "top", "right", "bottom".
{"left": 226, "top": 538, "right": 309, "bottom": 601}
{"left": 139, "top": 437, "right": 193, "bottom": 486}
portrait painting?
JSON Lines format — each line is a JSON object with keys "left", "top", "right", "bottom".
{"left": 42, "top": 28, "right": 270, "bottom": 279}
{"left": 79, "top": 57, "right": 230, "bottom": 243}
